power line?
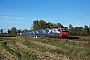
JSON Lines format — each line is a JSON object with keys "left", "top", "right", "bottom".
{"left": 73, "top": 14, "right": 90, "bottom": 20}
{"left": 66, "top": 7, "right": 90, "bottom": 21}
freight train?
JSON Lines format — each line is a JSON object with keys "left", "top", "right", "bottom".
{"left": 22, "top": 26, "right": 69, "bottom": 38}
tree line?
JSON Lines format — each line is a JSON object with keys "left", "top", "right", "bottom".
{"left": 0, "top": 20, "right": 90, "bottom": 36}
{"left": 32, "top": 20, "right": 90, "bottom": 36}
{"left": 32, "top": 20, "right": 63, "bottom": 30}
{"left": 69, "top": 24, "right": 90, "bottom": 36}
{"left": 0, "top": 27, "right": 21, "bottom": 37}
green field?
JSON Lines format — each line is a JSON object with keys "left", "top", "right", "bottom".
{"left": 0, "top": 36, "right": 90, "bottom": 60}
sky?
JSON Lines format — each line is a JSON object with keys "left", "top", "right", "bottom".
{"left": 0, "top": 0, "right": 90, "bottom": 30}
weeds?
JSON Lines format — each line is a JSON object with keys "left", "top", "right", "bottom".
{"left": 30, "top": 37, "right": 90, "bottom": 60}
{"left": 1, "top": 42, "right": 21, "bottom": 58}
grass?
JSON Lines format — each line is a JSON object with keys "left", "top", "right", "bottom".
{"left": 0, "top": 37, "right": 39, "bottom": 60}
{"left": 0, "top": 37, "right": 15, "bottom": 41}
{"left": 30, "top": 37, "right": 90, "bottom": 60}
{"left": 18, "top": 48, "right": 39, "bottom": 60}
{"left": 0, "top": 36, "right": 90, "bottom": 60}
{"left": 6, "top": 39, "right": 39, "bottom": 60}
{"left": 1, "top": 42, "right": 21, "bottom": 58}
{"left": 21, "top": 40, "right": 55, "bottom": 54}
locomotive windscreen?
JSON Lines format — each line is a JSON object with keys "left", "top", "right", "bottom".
{"left": 62, "top": 27, "right": 68, "bottom": 32}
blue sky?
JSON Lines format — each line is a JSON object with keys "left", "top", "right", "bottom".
{"left": 0, "top": 0, "right": 90, "bottom": 30}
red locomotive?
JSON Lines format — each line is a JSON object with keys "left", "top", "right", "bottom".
{"left": 48, "top": 26, "right": 69, "bottom": 38}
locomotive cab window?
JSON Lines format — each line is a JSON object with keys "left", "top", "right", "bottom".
{"left": 62, "top": 27, "right": 68, "bottom": 32}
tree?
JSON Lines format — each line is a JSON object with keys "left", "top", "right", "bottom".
{"left": 89, "top": 26, "right": 90, "bottom": 35}
{"left": 33, "top": 20, "right": 40, "bottom": 30}
{"left": 8, "top": 29, "right": 10, "bottom": 33}
{"left": 32, "top": 20, "right": 47, "bottom": 30}
{"left": 69, "top": 24, "right": 73, "bottom": 29}
{"left": 84, "top": 25, "right": 89, "bottom": 35}
{"left": 69, "top": 24, "right": 74, "bottom": 36}
{"left": 53, "top": 23, "right": 63, "bottom": 27}
{"left": 47, "top": 22, "right": 53, "bottom": 28}
{"left": 56, "top": 23, "right": 63, "bottom": 27}
{"left": 39, "top": 20, "right": 46, "bottom": 28}
{"left": 32, "top": 20, "right": 63, "bottom": 29}
{"left": 74, "top": 27, "right": 83, "bottom": 36}
{"left": 11, "top": 27, "right": 17, "bottom": 36}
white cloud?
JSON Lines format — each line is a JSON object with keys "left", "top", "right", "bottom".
{"left": 13, "top": 17, "right": 24, "bottom": 20}
{"left": 0, "top": 20, "right": 21, "bottom": 24}
{"left": 0, "top": 15, "right": 25, "bottom": 20}
{"left": 0, "top": 16, "right": 11, "bottom": 19}
{"left": 0, "top": 12, "right": 26, "bottom": 16}
{"left": 30, "top": 17, "right": 38, "bottom": 19}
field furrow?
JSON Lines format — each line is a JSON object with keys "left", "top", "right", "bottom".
{"left": 16, "top": 41, "right": 69, "bottom": 60}
{"left": 0, "top": 36, "right": 90, "bottom": 60}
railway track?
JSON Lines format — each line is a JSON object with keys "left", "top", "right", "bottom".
{"left": 35, "top": 36, "right": 90, "bottom": 42}
{"left": 30, "top": 36, "right": 90, "bottom": 46}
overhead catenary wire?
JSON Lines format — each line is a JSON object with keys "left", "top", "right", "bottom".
{"left": 66, "top": 7, "right": 90, "bottom": 20}
{"left": 68, "top": 14, "right": 90, "bottom": 20}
